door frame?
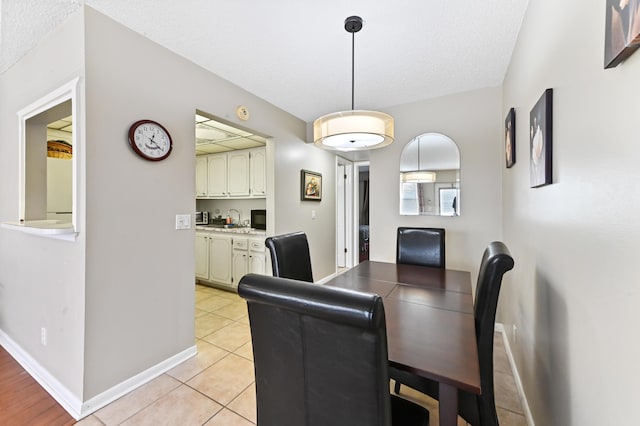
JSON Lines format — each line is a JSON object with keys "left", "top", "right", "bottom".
{"left": 336, "top": 158, "right": 354, "bottom": 269}
{"left": 353, "top": 161, "right": 369, "bottom": 265}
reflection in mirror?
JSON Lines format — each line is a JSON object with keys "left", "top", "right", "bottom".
{"left": 399, "top": 133, "right": 460, "bottom": 216}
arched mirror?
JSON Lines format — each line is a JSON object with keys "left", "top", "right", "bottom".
{"left": 399, "top": 132, "right": 460, "bottom": 216}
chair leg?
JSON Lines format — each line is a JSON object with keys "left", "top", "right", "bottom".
{"left": 394, "top": 380, "right": 401, "bottom": 394}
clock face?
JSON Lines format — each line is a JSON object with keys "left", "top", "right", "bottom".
{"left": 128, "top": 120, "right": 173, "bottom": 161}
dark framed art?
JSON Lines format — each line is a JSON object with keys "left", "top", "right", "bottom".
{"left": 604, "top": 0, "right": 640, "bottom": 68}
{"left": 301, "top": 169, "right": 322, "bottom": 201}
{"left": 505, "top": 108, "right": 516, "bottom": 168}
{"left": 530, "top": 89, "right": 553, "bottom": 188}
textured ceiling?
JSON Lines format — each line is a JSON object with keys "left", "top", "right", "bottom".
{"left": 1, "top": 0, "right": 529, "bottom": 123}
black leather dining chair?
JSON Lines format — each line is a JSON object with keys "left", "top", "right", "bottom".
{"left": 265, "top": 231, "right": 314, "bottom": 282}
{"left": 392, "top": 241, "right": 514, "bottom": 426}
{"left": 238, "top": 273, "right": 430, "bottom": 426}
{"left": 396, "top": 227, "right": 446, "bottom": 268}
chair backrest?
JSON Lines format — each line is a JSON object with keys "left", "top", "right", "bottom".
{"left": 238, "top": 273, "right": 393, "bottom": 426}
{"left": 473, "top": 241, "right": 514, "bottom": 426}
{"left": 396, "top": 227, "right": 446, "bottom": 268}
{"left": 265, "top": 231, "right": 314, "bottom": 282}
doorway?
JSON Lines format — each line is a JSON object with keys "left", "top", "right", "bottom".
{"left": 336, "top": 159, "right": 353, "bottom": 269}
{"left": 356, "top": 163, "right": 370, "bottom": 263}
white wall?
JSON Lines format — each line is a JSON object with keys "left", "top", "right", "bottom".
{"left": 369, "top": 87, "right": 503, "bottom": 281}
{"left": 501, "top": 1, "right": 640, "bottom": 424}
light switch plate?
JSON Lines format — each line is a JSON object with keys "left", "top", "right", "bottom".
{"left": 176, "top": 214, "right": 191, "bottom": 230}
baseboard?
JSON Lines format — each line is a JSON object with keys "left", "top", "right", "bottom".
{"left": 80, "top": 344, "right": 196, "bottom": 418}
{"left": 0, "top": 329, "right": 196, "bottom": 420}
{"left": 0, "top": 329, "right": 83, "bottom": 418}
{"left": 495, "top": 323, "right": 535, "bottom": 426}
{"left": 315, "top": 271, "right": 338, "bottom": 284}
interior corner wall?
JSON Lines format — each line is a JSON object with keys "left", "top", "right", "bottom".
{"left": 369, "top": 87, "right": 503, "bottom": 282}
{"left": 0, "top": 11, "right": 86, "bottom": 401}
{"left": 272, "top": 139, "right": 337, "bottom": 282}
{"left": 81, "top": 6, "right": 316, "bottom": 399}
{"left": 500, "top": 1, "right": 640, "bottom": 424}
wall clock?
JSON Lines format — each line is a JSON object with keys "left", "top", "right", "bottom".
{"left": 128, "top": 119, "right": 173, "bottom": 161}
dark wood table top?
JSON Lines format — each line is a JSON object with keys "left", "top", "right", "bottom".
{"left": 325, "top": 261, "right": 480, "bottom": 394}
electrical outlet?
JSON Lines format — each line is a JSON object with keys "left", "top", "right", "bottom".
{"left": 512, "top": 324, "right": 517, "bottom": 344}
{"left": 41, "top": 327, "right": 47, "bottom": 346}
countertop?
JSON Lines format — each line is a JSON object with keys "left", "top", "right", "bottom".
{"left": 1, "top": 220, "right": 77, "bottom": 241}
{"left": 195, "top": 225, "right": 266, "bottom": 236}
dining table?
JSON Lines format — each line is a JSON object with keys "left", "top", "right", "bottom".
{"left": 324, "top": 260, "right": 480, "bottom": 426}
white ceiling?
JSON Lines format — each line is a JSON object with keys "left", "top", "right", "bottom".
{"left": 0, "top": 1, "right": 529, "bottom": 123}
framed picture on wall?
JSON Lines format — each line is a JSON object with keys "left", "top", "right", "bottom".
{"left": 505, "top": 108, "right": 516, "bottom": 168}
{"left": 301, "top": 169, "right": 322, "bottom": 201}
{"left": 604, "top": 0, "right": 640, "bottom": 68}
{"left": 530, "top": 89, "right": 553, "bottom": 188}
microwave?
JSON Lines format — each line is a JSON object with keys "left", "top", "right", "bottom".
{"left": 251, "top": 209, "right": 266, "bottom": 230}
{"left": 195, "top": 211, "right": 209, "bottom": 225}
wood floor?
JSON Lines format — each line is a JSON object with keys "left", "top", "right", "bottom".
{"left": 0, "top": 345, "right": 75, "bottom": 425}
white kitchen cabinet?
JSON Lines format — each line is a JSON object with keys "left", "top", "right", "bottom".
{"left": 196, "top": 232, "right": 232, "bottom": 287}
{"left": 196, "top": 147, "right": 266, "bottom": 199}
{"left": 208, "top": 234, "right": 233, "bottom": 286}
{"left": 248, "top": 237, "right": 267, "bottom": 274}
{"left": 195, "top": 157, "right": 208, "bottom": 197}
{"left": 195, "top": 232, "right": 210, "bottom": 279}
{"left": 232, "top": 237, "right": 249, "bottom": 285}
{"left": 196, "top": 231, "right": 267, "bottom": 291}
{"left": 231, "top": 236, "right": 267, "bottom": 284}
{"left": 249, "top": 148, "right": 266, "bottom": 197}
{"left": 207, "top": 154, "right": 227, "bottom": 197}
{"left": 227, "top": 150, "right": 250, "bottom": 197}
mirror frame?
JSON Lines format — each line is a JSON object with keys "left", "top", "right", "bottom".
{"left": 399, "top": 132, "right": 460, "bottom": 216}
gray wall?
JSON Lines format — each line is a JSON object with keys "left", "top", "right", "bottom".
{"left": 0, "top": 11, "right": 87, "bottom": 398}
{"left": 369, "top": 87, "right": 503, "bottom": 282}
{"left": 0, "top": 6, "right": 336, "bottom": 406}
{"left": 273, "top": 139, "right": 337, "bottom": 281}
{"left": 501, "top": 1, "right": 640, "bottom": 424}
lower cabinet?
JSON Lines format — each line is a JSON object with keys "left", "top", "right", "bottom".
{"left": 233, "top": 237, "right": 267, "bottom": 282}
{"left": 248, "top": 238, "right": 267, "bottom": 275}
{"left": 209, "top": 234, "right": 233, "bottom": 285}
{"left": 195, "top": 233, "right": 210, "bottom": 280}
{"left": 196, "top": 232, "right": 267, "bottom": 291}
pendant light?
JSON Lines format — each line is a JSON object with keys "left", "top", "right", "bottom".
{"left": 401, "top": 137, "right": 436, "bottom": 183}
{"left": 313, "top": 16, "right": 394, "bottom": 151}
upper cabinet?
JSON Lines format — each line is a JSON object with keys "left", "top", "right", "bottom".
{"left": 195, "top": 156, "right": 208, "bottom": 197}
{"left": 207, "top": 154, "right": 228, "bottom": 196}
{"left": 196, "top": 147, "right": 266, "bottom": 199}
{"left": 249, "top": 147, "right": 266, "bottom": 197}
{"left": 227, "top": 151, "right": 250, "bottom": 197}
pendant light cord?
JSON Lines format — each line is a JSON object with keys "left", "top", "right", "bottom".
{"left": 351, "top": 30, "right": 355, "bottom": 110}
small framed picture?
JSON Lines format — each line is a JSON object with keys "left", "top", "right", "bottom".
{"left": 604, "top": 0, "right": 640, "bottom": 68}
{"left": 505, "top": 108, "right": 516, "bottom": 168}
{"left": 530, "top": 89, "right": 553, "bottom": 188}
{"left": 301, "top": 169, "right": 322, "bottom": 201}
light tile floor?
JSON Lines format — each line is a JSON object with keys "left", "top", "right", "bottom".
{"left": 76, "top": 284, "right": 527, "bottom": 425}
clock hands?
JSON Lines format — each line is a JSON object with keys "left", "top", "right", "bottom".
{"left": 143, "top": 133, "right": 162, "bottom": 150}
